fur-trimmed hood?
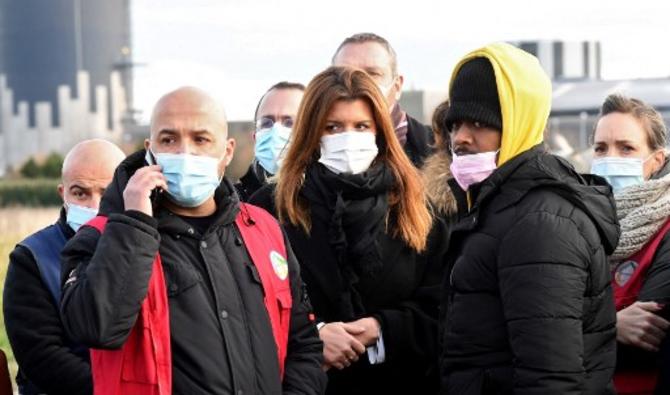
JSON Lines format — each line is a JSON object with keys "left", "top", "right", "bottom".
{"left": 421, "top": 150, "right": 458, "bottom": 216}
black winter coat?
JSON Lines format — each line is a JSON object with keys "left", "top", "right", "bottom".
{"left": 405, "top": 114, "right": 434, "bottom": 168}
{"left": 4, "top": 209, "right": 92, "bottom": 395}
{"left": 250, "top": 180, "right": 447, "bottom": 395}
{"left": 440, "top": 146, "right": 620, "bottom": 395}
{"left": 59, "top": 150, "right": 327, "bottom": 395}
{"left": 235, "top": 161, "right": 269, "bottom": 202}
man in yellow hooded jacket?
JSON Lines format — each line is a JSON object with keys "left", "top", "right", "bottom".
{"left": 432, "top": 43, "right": 619, "bottom": 394}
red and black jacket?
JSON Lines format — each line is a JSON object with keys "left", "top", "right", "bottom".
{"left": 59, "top": 150, "right": 326, "bottom": 394}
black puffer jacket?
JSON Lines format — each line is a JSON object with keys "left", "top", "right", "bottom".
{"left": 439, "top": 146, "right": 620, "bottom": 395}
{"left": 60, "top": 150, "right": 326, "bottom": 395}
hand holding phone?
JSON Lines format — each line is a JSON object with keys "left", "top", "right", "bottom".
{"left": 122, "top": 153, "right": 167, "bottom": 216}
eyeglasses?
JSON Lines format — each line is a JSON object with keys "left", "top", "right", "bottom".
{"left": 256, "top": 116, "right": 294, "bottom": 131}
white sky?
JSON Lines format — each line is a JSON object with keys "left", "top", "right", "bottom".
{"left": 131, "top": 0, "right": 670, "bottom": 121}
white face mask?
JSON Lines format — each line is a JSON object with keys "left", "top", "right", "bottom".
{"left": 376, "top": 80, "right": 393, "bottom": 98}
{"left": 318, "top": 131, "right": 379, "bottom": 175}
{"left": 376, "top": 77, "right": 399, "bottom": 103}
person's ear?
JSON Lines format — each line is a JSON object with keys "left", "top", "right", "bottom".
{"left": 221, "top": 138, "right": 236, "bottom": 168}
{"left": 58, "top": 184, "right": 65, "bottom": 202}
{"left": 652, "top": 149, "right": 667, "bottom": 175}
{"left": 144, "top": 138, "right": 151, "bottom": 151}
{"left": 394, "top": 75, "right": 404, "bottom": 101}
{"left": 217, "top": 138, "right": 236, "bottom": 177}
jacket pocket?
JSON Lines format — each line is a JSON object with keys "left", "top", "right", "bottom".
{"left": 277, "top": 287, "right": 293, "bottom": 323}
{"left": 164, "top": 262, "right": 203, "bottom": 297}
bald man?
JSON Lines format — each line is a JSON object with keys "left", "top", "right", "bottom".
{"left": 60, "top": 87, "right": 326, "bottom": 395}
{"left": 4, "top": 139, "right": 125, "bottom": 395}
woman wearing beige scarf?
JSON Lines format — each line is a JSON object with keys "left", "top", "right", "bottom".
{"left": 591, "top": 93, "right": 670, "bottom": 394}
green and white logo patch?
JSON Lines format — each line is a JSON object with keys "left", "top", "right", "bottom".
{"left": 270, "top": 250, "right": 288, "bottom": 280}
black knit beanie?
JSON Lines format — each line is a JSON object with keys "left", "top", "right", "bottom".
{"left": 445, "top": 57, "right": 502, "bottom": 132}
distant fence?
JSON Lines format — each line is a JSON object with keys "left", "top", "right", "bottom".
{"left": 0, "top": 179, "right": 61, "bottom": 207}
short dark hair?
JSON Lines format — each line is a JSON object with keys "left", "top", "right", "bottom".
{"left": 332, "top": 32, "right": 398, "bottom": 77}
{"left": 593, "top": 93, "right": 667, "bottom": 150}
{"left": 254, "top": 81, "right": 306, "bottom": 121}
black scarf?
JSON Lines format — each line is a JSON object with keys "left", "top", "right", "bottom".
{"left": 302, "top": 163, "right": 394, "bottom": 316}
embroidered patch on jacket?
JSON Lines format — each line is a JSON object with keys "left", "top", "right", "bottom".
{"left": 270, "top": 250, "right": 288, "bottom": 280}
{"left": 614, "top": 261, "right": 638, "bottom": 286}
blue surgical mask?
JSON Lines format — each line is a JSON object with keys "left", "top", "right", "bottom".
{"left": 66, "top": 203, "right": 98, "bottom": 232}
{"left": 147, "top": 150, "right": 222, "bottom": 207}
{"left": 591, "top": 157, "right": 645, "bottom": 193}
{"left": 254, "top": 124, "right": 292, "bottom": 175}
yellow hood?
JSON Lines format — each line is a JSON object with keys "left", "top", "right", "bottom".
{"left": 449, "top": 42, "right": 552, "bottom": 165}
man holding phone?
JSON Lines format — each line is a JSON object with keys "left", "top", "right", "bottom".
{"left": 60, "top": 87, "right": 326, "bottom": 395}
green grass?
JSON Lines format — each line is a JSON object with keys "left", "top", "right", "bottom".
{"left": 0, "top": 179, "right": 61, "bottom": 207}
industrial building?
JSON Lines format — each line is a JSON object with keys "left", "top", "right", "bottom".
{"left": 0, "top": 0, "right": 133, "bottom": 175}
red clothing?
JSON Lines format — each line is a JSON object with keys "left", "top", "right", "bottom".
{"left": 612, "top": 218, "right": 670, "bottom": 394}
{"left": 87, "top": 203, "right": 290, "bottom": 395}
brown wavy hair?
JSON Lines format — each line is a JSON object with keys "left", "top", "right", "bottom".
{"left": 275, "top": 66, "right": 432, "bottom": 252}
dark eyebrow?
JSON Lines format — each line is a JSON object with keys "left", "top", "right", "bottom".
{"left": 69, "top": 183, "right": 91, "bottom": 191}
{"left": 190, "top": 130, "right": 216, "bottom": 139}
{"left": 157, "top": 129, "right": 179, "bottom": 136}
{"left": 614, "top": 139, "right": 637, "bottom": 145}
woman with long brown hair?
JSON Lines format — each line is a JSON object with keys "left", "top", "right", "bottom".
{"left": 250, "top": 66, "right": 444, "bottom": 394}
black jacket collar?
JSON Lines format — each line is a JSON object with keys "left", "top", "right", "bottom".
{"left": 57, "top": 206, "right": 75, "bottom": 239}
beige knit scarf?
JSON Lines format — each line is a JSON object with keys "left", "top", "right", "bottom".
{"left": 610, "top": 174, "right": 670, "bottom": 263}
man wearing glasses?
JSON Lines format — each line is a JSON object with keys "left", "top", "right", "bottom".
{"left": 236, "top": 81, "right": 305, "bottom": 201}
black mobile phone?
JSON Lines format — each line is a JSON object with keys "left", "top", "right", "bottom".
{"left": 144, "top": 150, "right": 163, "bottom": 208}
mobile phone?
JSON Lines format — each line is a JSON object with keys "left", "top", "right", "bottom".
{"left": 144, "top": 150, "right": 163, "bottom": 208}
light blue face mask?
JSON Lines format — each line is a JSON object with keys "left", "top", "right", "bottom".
{"left": 254, "top": 124, "right": 292, "bottom": 175}
{"left": 66, "top": 203, "right": 98, "bottom": 232}
{"left": 146, "top": 150, "right": 222, "bottom": 208}
{"left": 591, "top": 157, "right": 645, "bottom": 193}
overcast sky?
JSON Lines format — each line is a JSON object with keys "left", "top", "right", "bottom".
{"left": 131, "top": 0, "right": 670, "bottom": 121}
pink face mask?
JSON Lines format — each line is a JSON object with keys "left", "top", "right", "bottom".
{"left": 449, "top": 150, "right": 499, "bottom": 191}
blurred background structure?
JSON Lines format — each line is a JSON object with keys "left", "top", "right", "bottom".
{"left": 0, "top": 0, "right": 135, "bottom": 176}
{"left": 2, "top": 1, "right": 670, "bottom": 178}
